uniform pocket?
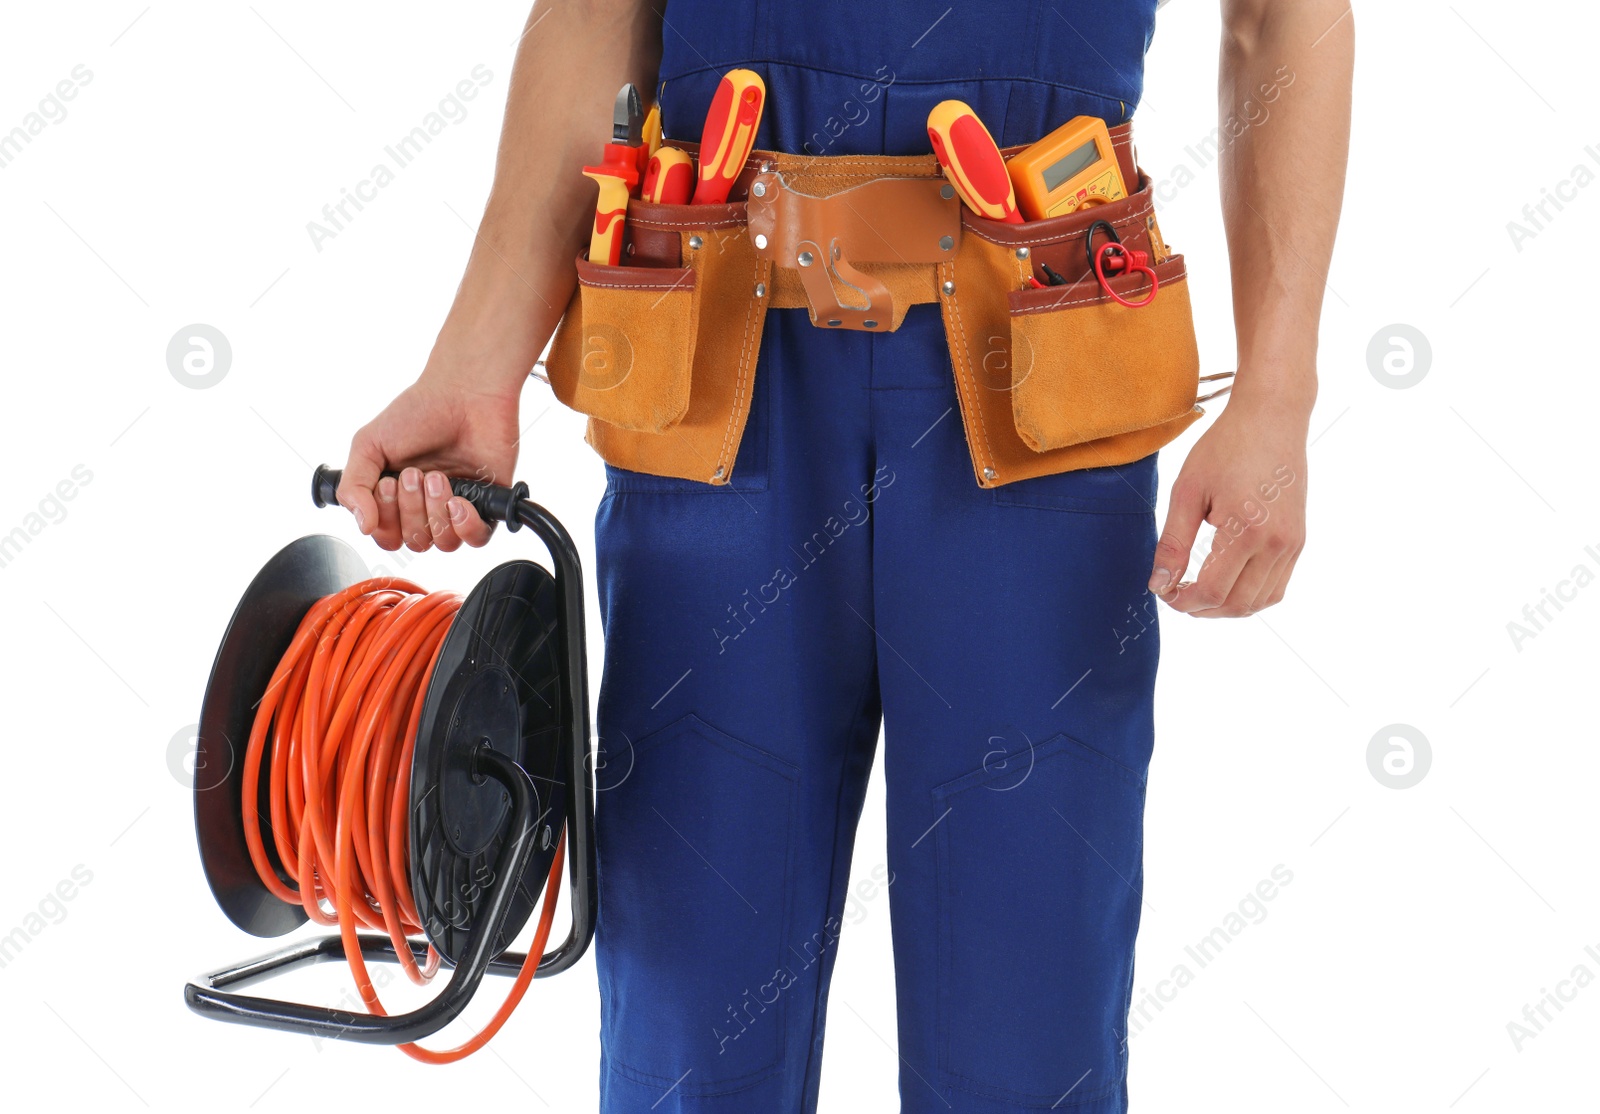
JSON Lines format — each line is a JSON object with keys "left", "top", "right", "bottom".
{"left": 931, "top": 732, "right": 1148, "bottom": 1106}
{"left": 596, "top": 712, "right": 798, "bottom": 1093}
{"left": 1008, "top": 255, "right": 1199, "bottom": 450}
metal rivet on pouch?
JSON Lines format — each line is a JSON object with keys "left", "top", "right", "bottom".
{"left": 827, "top": 319, "right": 842, "bottom": 327}
{"left": 713, "top": 466, "right": 726, "bottom": 480}
{"left": 940, "top": 183, "right": 955, "bottom": 200}
{"left": 863, "top": 320, "right": 878, "bottom": 328}
{"left": 751, "top": 181, "right": 767, "bottom": 198}
{"left": 754, "top": 233, "right": 769, "bottom": 249}
{"left": 983, "top": 467, "right": 997, "bottom": 481}
{"left": 1015, "top": 247, "right": 1030, "bottom": 260}
{"left": 798, "top": 250, "right": 815, "bottom": 267}
{"left": 625, "top": 242, "right": 635, "bottom": 256}
{"left": 942, "top": 280, "right": 956, "bottom": 295}
{"left": 939, "top": 235, "right": 954, "bottom": 251}
{"left": 689, "top": 235, "right": 703, "bottom": 250}
{"left": 754, "top": 282, "right": 766, "bottom": 297}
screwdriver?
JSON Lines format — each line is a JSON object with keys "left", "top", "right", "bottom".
{"left": 692, "top": 69, "right": 765, "bottom": 205}
{"left": 926, "top": 100, "right": 1022, "bottom": 224}
{"left": 643, "top": 147, "right": 695, "bottom": 204}
{"left": 582, "top": 84, "right": 645, "bottom": 265}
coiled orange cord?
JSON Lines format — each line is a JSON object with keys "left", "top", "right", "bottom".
{"left": 240, "top": 578, "right": 565, "bottom": 1062}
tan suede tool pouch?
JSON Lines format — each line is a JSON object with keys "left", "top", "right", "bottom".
{"left": 1008, "top": 254, "right": 1198, "bottom": 449}
{"left": 544, "top": 126, "right": 1211, "bottom": 488}
{"left": 544, "top": 195, "right": 770, "bottom": 485}
{"left": 940, "top": 169, "right": 1206, "bottom": 487}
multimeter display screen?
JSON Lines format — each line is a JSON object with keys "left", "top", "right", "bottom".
{"left": 1043, "top": 139, "right": 1102, "bottom": 192}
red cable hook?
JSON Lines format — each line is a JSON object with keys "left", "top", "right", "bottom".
{"left": 1086, "top": 220, "right": 1160, "bottom": 308}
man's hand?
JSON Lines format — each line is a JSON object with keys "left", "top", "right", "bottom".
{"left": 1157, "top": 0, "right": 1352, "bottom": 615}
{"left": 1149, "top": 389, "right": 1309, "bottom": 616}
{"left": 338, "top": 372, "right": 521, "bottom": 553}
{"left": 332, "top": 0, "right": 666, "bottom": 554}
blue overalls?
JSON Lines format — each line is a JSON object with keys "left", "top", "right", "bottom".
{"left": 593, "top": 4, "right": 1163, "bottom": 1111}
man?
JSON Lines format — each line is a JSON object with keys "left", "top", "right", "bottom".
{"left": 336, "top": 1, "right": 1352, "bottom": 1109}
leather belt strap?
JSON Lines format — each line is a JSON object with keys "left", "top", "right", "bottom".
{"left": 635, "top": 123, "right": 1138, "bottom": 332}
{"left": 746, "top": 171, "right": 960, "bottom": 331}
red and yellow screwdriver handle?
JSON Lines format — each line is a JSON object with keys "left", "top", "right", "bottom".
{"left": 582, "top": 147, "right": 641, "bottom": 266}
{"left": 927, "top": 100, "right": 1022, "bottom": 224}
{"left": 643, "top": 146, "right": 695, "bottom": 204}
{"left": 693, "top": 69, "right": 765, "bottom": 205}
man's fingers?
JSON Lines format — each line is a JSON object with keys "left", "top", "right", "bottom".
{"left": 337, "top": 431, "right": 386, "bottom": 536}
{"left": 1253, "top": 546, "right": 1303, "bottom": 612}
{"left": 423, "top": 470, "right": 463, "bottom": 553}
{"left": 1207, "top": 551, "right": 1280, "bottom": 618}
{"left": 1166, "top": 527, "right": 1253, "bottom": 615}
{"left": 373, "top": 475, "right": 403, "bottom": 551}
{"left": 1150, "top": 479, "right": 1208, "bottom": 598}
{"left": 448, "top": 497, "right": 494, "bottom": 547}
{"left": 396, "top": 467, "right": 433, "bottom": 552}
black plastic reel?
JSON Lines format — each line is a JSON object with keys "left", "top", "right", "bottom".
{"left": 194, "top": 534, "right": 368, "bottom": 938}
{"left": 186, "top": 467, "right": 596, "bottom": 1045}
{"left": 410, "top": 558, "right": 566, "bottom": 963}
{"left": 194, "top": 535, "right": 563, "bottom": 961}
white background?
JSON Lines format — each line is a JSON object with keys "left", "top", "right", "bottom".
{"left": 1, "top": 2, "right": 1596, "bottom": 1111}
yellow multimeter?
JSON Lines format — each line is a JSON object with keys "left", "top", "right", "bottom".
{"left": 1007, "top": 115, "right": 1127, "bottom": 220}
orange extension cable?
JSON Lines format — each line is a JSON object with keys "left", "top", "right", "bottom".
{"left": 239, "top": 578, "right": 565, "bottom": 1063}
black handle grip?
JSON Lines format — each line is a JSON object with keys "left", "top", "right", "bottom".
{"left": 312, "top": 464, "right": 530, "bottom": 532}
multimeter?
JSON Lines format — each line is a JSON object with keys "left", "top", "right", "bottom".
{"left": 1007, "top": 115, "right": 1127, "bottom": 220}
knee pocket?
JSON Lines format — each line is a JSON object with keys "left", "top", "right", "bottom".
{"left": 596, "top": 712, "right": 800, "bottom": 1094}
{"left": 931, "top": 732, "right": 1147, "bottom": 1106}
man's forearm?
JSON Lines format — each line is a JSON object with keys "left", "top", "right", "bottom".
{"left": 1218, "top": 0, "right": 1353, "bottom": 417}
{"left": 434, "top": 0, "right": 664, "bottom": 395}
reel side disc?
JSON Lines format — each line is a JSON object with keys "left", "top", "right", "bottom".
{"left": 195, "top": 535, "right": 369, "bottom": 937}
{"left": 410, "top": 559, "right": 565, "bottom": 965}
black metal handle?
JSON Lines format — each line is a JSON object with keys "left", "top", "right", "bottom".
{"left": 185, "top": 749, "right": 546, "bottom": 1044}
{"left": 311, "top": 464, "right": 531, "bottom": 532}
{"left": 307, "top": 465, "right": 598, "bottom": 980}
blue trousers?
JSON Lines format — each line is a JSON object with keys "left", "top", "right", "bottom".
{"left": 592, "top": 301, "right": 1162, "bottom": 1113}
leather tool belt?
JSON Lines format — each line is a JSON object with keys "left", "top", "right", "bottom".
{"left": 542, "top": 123, "right": 1216, "bottom": 488}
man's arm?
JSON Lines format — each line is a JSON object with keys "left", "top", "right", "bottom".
{"left": 338, "top": 0, "right": 663, "bottom": 552}
{"left": 1149, "top": 0, "right": 1354, "bottom": 616}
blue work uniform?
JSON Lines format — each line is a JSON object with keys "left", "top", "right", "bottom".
{"left": 593, "top": 3, "right": 1165, "bottom": 1111}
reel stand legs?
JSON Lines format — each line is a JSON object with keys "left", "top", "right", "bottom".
{"left": 185, "top": 749, "right": 543, "bottom": 1045}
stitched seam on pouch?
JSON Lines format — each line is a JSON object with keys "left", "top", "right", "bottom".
{"left": 963, "top": 203, "right": 1153, "bottom": 247}
{"left": 942, "top": 259, "right": 994, "bottom": 475}
{"left": 1011, "top": 268, "right": 1186, "bottom": 313}
{"left": 631, "top": 217, "right": 747, "bottom": 231}
{"left": 579, "top": 277, "right": 695, "bottom": 292}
